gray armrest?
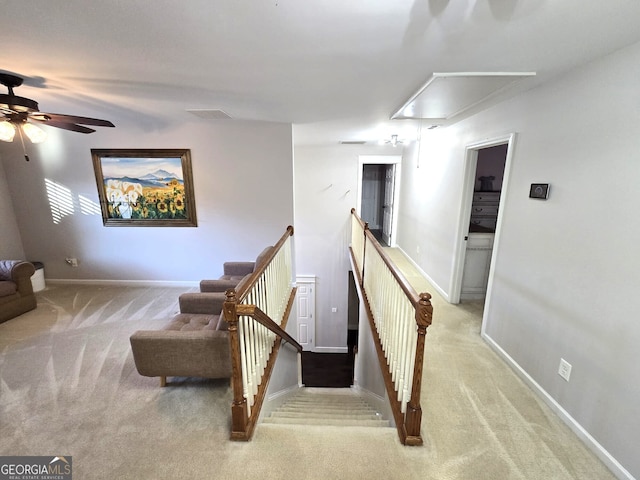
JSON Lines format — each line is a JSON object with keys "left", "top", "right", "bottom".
{"left": 199, "top": 279, "right": 239, "bottom": 293}
{"left": 223, "top": 261, "right": 255, "bottom": 277}
{"left": 0, "top": 261, "right": 35, "bottom": 295}
{"left": 179, "top": 292, "right": 225, "bottom": 314}
{"left": 129, "top": 330, "right": 231, "bottom": 378}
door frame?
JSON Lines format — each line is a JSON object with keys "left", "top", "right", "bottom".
{"left": 357, "top": 155, "right": 402, "bottom": 246}
{"left": 382, "top": 164, "right": 396, "bottom": 246}
{"left": 450, "top": 133, "right": 516, "bottom": 312}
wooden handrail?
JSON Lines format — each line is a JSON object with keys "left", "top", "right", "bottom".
{"left": 225, "top": 225, "right": 297, "bottom": 442}
{"left": 350, "top": 207, "right": 367, "bottom": 229}
{"left": 349, "top": 208, "right": 433, "bottom": 446}
{"left": 237, "top": 225, "right": 294, "bottom": 303}
{"left": 236, "top": 304, "right": 302, "bottom": 352}
{"left": 363, "top": 228, "right": 421, "bottom": 307}
{"left": 351, "top": 209, "right": 419, "bottom": 306}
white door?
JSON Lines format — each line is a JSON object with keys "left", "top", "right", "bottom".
{"left": 382, "top": 164, "right": 395, "bottom": 246}
{"left": 296, "top": 276, "right": 316, "bottom": 351}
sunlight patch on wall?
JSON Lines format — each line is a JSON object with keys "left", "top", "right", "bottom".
{"left": 79, "top": 194, "right": 102, "bottom": 216}
{"left": 45, "top": 179, "right": 102, "bottom": 224}
{"left": 45, "top": 179, "right": 74, "bottom": 224}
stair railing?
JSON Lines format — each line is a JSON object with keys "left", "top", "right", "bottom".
{"left": 349, "top": 209, "right": 433, "bottom": 446}
{"left": 223, "top": 225, "right": 302, "bottom": 441}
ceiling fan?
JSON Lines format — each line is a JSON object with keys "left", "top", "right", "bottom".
{"left": 0, "top": 72, "right": 114, "bottom": 159}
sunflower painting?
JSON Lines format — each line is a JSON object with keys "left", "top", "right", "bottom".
{"left": 91, "top": 149, "right": 197, "bottom": 227}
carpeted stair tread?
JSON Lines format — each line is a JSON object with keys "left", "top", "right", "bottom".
{"left": 275, "top": 406, "right": 378, "bottom": 415}
{"left": 283, "top": 399, "right": 372, "bottom": 409}
{"left": 263, "top": 417, "right": 389, "bottom": 427}
{"left": 264, "top": 388, "right": 390, "bottom": 428}
{"left": 270, "top": 410, "right": 383, "bottom": 420}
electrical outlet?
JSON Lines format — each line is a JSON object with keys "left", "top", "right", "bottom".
{"left": 331, "top": 307, "right": 337, "bottom": 313}
{"left": 558, "top": 358, "right": 572, "bottom": 381}
{"left": 65, "top": 258, "right": 78, "bottom": 267}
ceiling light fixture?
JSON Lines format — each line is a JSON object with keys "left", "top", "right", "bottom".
{"left": 0, "top": 120, "right": 16, "bottom": 142}
{"left": 0, "top": 120, "right": 47, "bottom": 143}
{"left": 21, "top": 122, "right": 47, "bottom": 143}
{"left": 0, "top": 119, "right": 47, "bottom": 144}
{"left": 0, "top": 72, "right": 114, "bottom": 160}
{"left": 381, "top": 134, "right": 403, "bottom": 147}
{"left": 0, "top": 117, "right": 48, "bottom": 161}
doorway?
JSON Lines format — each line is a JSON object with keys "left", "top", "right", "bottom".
{"left": 460, "top": 144, "right": 507, "bottom": 300}
{"left": 300, "top": 271, "right": 359, "bottom": 388}
{"left": 357, "top": 155, "right": 401, "bottom": 247}
{"left": 451, "top": 134, "right": 515, "bottom": 306}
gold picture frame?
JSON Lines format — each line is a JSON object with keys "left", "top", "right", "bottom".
{"left": 91, "top": 149, "right": 198, "bottom": 227}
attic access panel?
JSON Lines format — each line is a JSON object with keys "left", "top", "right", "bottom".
{"left": 391, "top": 72, "right": 536, "bottom": 124}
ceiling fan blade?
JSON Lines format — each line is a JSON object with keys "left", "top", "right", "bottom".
{"left": 31, "top": 112, "right": 114, "bottom": 127}
{"left": 31, "top": 119, "right": 96, "bottom": 134}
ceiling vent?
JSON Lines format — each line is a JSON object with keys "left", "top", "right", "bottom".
{"left": 391, "top": 72, "right": 536, "bottom": 124}
{"left": 186, "top": 109, "right": 233, "bottom": 120}
{"left": 340, "top": 140, "right": 367, "bottom": 145}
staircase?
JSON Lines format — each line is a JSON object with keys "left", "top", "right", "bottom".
{"left": 263, "top": 387, "right": 390, "bottom": 428}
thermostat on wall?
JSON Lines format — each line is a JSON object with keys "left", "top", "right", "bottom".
{"left": 529, "top": 183, "right": 549, "bottom": 199}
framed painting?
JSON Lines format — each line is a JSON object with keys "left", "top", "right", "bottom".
{"left": 91, "top": 149, "right": 198, "bottom": 227}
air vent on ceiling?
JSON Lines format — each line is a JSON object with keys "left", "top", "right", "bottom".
{"left": 340, "top": 140, "right": 367, "bottom": 145}
{"left": 186, "top": 109, "right": 233, "bottom": 120}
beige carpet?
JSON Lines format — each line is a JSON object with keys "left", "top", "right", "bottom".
{"left": 0, "top": 275, "right": 616, "bottom": 479}
{"left": 263, "top": 387, "right": 390, "bottom": 427}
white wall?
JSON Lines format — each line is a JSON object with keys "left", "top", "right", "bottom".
{"left": 353, "top": 298, "right": 386, "bottom": 396}
{"left": 293, "top": 145, "right": 358, "bottom": 350}
{"left": 0, "top": 157, "right": 25, "bottom": 259}
{"left": 293, "top": 144, "right": 400, "bottom": 351}
{"left": 395, "top": 127, "right": 464, "bottom": 300}
{"left": 0, "top": 118, "right": 294, "bottom": 283}
{"left": 262, "top": 299, "right": 301, "bottom": 418}
{"left": 396, "top": 42, "right": 640, "bottom": 479}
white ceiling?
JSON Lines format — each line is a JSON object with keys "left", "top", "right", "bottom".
{"left": 2, "top": 0, "right": 640, "bottom": 146}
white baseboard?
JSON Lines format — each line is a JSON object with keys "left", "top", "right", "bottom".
{"left": 46, "top": 278, "right": 199, "bottom": 288}
{"left": 482, "top": 332, "right": 634, "bottom": 480}
{"left": 313, "top": 346, "right": 349, "bottom": 354}
{"left": 260, "top": 384, "right": 301, "bottom": 422}
{"left": 395, "top": 246, "right": 451, "bottom": 302}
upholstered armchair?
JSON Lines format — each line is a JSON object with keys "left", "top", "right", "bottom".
{"left": 129, "top": 245, "right": 276, "bottom": 386}
{"left": 199, "top": 246, "right": 274, "bottom": 293}
{"left": 129, "top": 292, "right": 232, "bottom": 386}
{"left": 0, "top": 260, "right": 37, "bottom": 324}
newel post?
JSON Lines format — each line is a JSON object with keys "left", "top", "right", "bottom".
{"left": 404, "top": 292, "right": 433, "bottom": 446}
{"left": 224, "top": 288, "right": 248, "bottom": 440}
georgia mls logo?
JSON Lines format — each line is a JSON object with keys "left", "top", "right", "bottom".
{"left": 49, "top": 457, "right": 71, "bottom": 474}
{"left": 0, "top": 456, "right": 72, "bottom": 480}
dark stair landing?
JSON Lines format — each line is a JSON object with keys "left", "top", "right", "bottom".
{"left": 301, "top": 352, "right": 354, "bottom": 388}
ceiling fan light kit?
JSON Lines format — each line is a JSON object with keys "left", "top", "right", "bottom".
{"left": 379, "top": 134, "right": 403, "bottom": 147}
{"left": 0, "top": 120, "right": 16, "bottom": 142}
{"left": 21, "top": 122, "right": 47, "bottom": 143}
{"left": 0, "top": 120, "right": 47, "bottom": 143}
{"left": 0, "top": 71, "right": 115, "bottom": 158}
